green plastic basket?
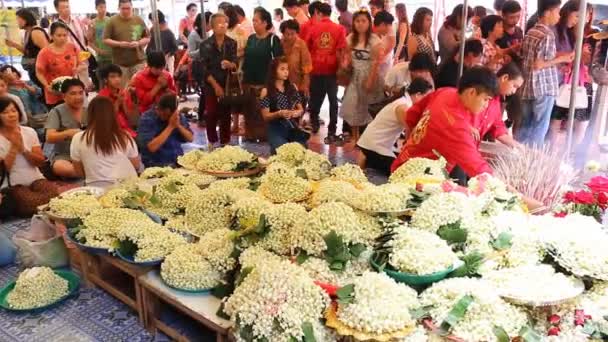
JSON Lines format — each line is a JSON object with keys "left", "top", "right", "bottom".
{"left": 0, "top": 270, "right": 80, "bottom": 312}
{"left": 370, "top": 256, "right": 454, "bottom": 286}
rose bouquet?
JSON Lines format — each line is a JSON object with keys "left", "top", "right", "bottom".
{"left": 557, "top": 176, "right": 608, "bottom": 221}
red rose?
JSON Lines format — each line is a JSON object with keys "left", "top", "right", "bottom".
{"left": 574, "top": 191, "right": 596, "bottom": 205}
{"left": 547, "top": 326, "right": 561, "bottom": 336}
{"left": 586, "top": 176, "right": 608, "bottom": 194}
{"left": 598, "top": 192, "right": 608, "bottom": 209}
{"left": 548, "top": 314, "right": 561, "bottom": 325}
{"left": 554, "top": 212, "right": 568, "bottom": 218}
{"left": 563, "top": 191, "right": 577, "bottom": 203}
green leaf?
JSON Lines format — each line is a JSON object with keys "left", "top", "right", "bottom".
{"left": 235, "top": 267, "right": 253, "bottom": 287}
{"left": 288, "top": 337, "right": 299, "bottom": 342}
{"left": 211, "top": 283, "right": 233, "bottom": 299}
{"left": 302, "top": 321, "right": 316, "bottom": 342}
{"left": 296, "top": 251, "right": 310, "bottom": 265}
{"left": 254, "top": 214, "right": 269, "bottom": 235}
{"left": 149, "top": 194, "right": 161, "bottom": 206}
{"left": 239, "top": 323, "right": 255, "bottom": 342}
{"left": 336, "top": 284, "right": 355, "bottom": 305}
{"left": 519, "top": 326, "right": 542, "bottom": 342}
{"left": 295, "top": 168, "right": 308, "bottom": 179}
{"left": 349, "top": 243, "right": 366, "bottom": 257}
{"left": 491, "top": 232, "right": 513, "bottom": 251}
{"left": 438, "top": 295, "right": 474, "bottom": 334}
{"left": 216, "top": 302, "right": 231, "bottom": 319}
{"left": 409, "top": 305, "right": 433, "bottom": 320}
{"left": 329, "top": 261, "right": 344, "bottom": 271}
{"left": 437, "top": 221, "right": 468, "bottom": 244}
{"left": 582, "top": 321, "right": 597, "bottom": 335}
{"left": 493, "top": 326, "right": 510, "bottom": 342}
{"left": 230, "top": 246, "right": 242, "bottom": 259}
{"left": 164, "top": 181, "right": 180, "bottom": 194}
{"left": 450, "top": 251, "right": 484, "bottom": 278}
{"left": 117, "top": 238, "right": 138, "bottom": 258}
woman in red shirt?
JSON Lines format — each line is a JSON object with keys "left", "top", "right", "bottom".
{"left": 97, "top": 64, "right": 137, "bottom": 137}
{"left": 35, "top": 22, "right": 83, "bottom": 108}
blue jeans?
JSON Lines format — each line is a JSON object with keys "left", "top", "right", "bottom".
{"left": 0, "top": 231, "right": 16, "bottom": 266}
{"left": 267, "top": 120, "right": 308, "bottom": 154}
{"left": 516, "top": 96, "right": 555, "bottom": 146}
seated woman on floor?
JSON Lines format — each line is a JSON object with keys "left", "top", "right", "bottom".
{"left": 0, "top": 96, "right": 58, "bottom": 218}
{"left": 259, "top": 56, "right": 307, "bottom": 154}
{"left": 70, "top": 96, "right": 140, "bottom": 188}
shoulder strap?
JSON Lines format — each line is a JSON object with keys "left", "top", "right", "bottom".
{"left": 270, "top": 33, "right": 275, "bottom": 59}
{"left": 60, "top": 19, "right": 87, "bottom": 51}
{"left": 32, "top": 26, "right": 50, "bottom": 41}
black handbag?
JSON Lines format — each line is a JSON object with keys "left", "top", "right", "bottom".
{"left": 0, "top": 161, "right": 17, "bottom": 219}
{"left": 221, "top": 70, "right": 247, "bottom": 106}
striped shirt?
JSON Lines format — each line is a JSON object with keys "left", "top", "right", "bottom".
{"left": 520, "top": 23, "right": 559, "bottom": 99}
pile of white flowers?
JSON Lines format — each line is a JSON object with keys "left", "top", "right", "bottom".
{"left": 410, "top": 192, "right": 477, "bottom": 233}
{"left": 197, "top": 228, "right": 237, "bottom": 273}
{"left": 269, "top": 143, "right": 331, "bottom": 181}
{"left": 207, "top": 177, "right": 251, "bottom": 192}
{"left": 388, "top": 228, "right": 458, "bottom": 275}
{"left": 420, "top": 278, "right": 528, "bottom": 341}
{"left": 350, "top": 183, "right": 412, "bottom": 213}
{"left": 195, "top": 146, "right": 257, "bottom": 172}
{"left": 7, "top": 267, "right": 69, "bottom": 309}
{"left": 468, "top": 173, "right": 521, "bottom": 215}
{"left": 99, "top": 187, "right": 131, "bottom": 208}
{"left": 257, "top": 202, "right": 307, "bottom": 255}
{"left": 483, "top": 264, "right": 583, "bottom": 304}
{"left": 299, "top": 248, "right": 373, "bottom": 286}
{"left": 177, "top": 149, "right": 206, "bottom": 170}
{"left": 258, "top": 163, "right": 312, "bottom": 203}
{"left": 389, "top": 157, "right": 447, "bottom": 184}
{"left": 294, "top": 202, "right": 367, "bottom": 256}
{"left": 161, "top": 244, "right": 223, "bottom": 290}
{"left": 116, "top": 220, "right": 187, "bottom": 262}
{"left": 268, "top": 143, "right": 307, "bottom": 165}
{"left": 239, "top": 245, "right": 284, "bottom": 269}
{"left": 48, "top": 192, "right": 102, "bottom": 218}
{"left": 308, "top": 179, "right": 359, "bottom": 208}
{"left": 224, "top": 257, "right": 330, "bottom": 341}
{"left": 185, "top": 188, "right": 234, "bottom": 235}
{"left": 152, "top": 174, "right": 204, "bottom": 218}
{"left": 77, "top": 208, "right": 152, "bottom": 249}
{"left": 330, "top": 164, "right": 368, "bottom": 184}
{"left": 231, "top": 196, "right": 272, "bottom": 230}
{"left": 336, "top": 271, "right": 418, "bottom": 334}
{"left": 140, "top": 166, "right": 174, "bottom": 179}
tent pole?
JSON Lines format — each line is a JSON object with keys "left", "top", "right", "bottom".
{"left": 200, "top": 0, "right": 207, "bottom": 39}
{"left": 457, "top": 1, "right": 469, "bottom": 78}
{"left": 565, "top": 0, "right": 587, "bottom": 156}
{"left": 150, "top": 0, "right": 162, "bottom": 52}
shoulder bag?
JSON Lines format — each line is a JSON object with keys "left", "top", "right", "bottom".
{"left": 556, "top": 65, "right": 588, "bottom": 110}
{"left": 61, "top": 19, "right": 98, "bottom": 72}
{"left": 221, "top": 41, "right": 246, "bottom": 106}
{"left": 0, "top": 161, "right": 17, "bottom": 219}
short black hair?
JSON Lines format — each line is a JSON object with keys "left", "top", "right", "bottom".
{"left": 493, "top": 0, "right": 507, "bottom": 12}
{"left": 16, "top": 9, "right": 36, "bottom": 27}
{"left": 539, "top": 0, "right": 561, "bottom": 17}
{"left": 368, "top": 0, "right": 384, "bottom": 9}
{"left": 118, "top": 0, "right": 132, "bottom": 4}
{"left": 373, "top": 10, "right": 394, "bottom": 26}
{"left": 308, "top": 1, "right": 322, "bottom": 17}
{"left": 187, "top": 3, "right": 197, "bottom": 11}
{"left": 225, "top": 6, "right": 239, "bottom": 28}
{"left": 0, "top": 65, "right": 21, "bottom": 78}
{"left": 473, "top": 6, "right": 487, "bottom": 18}
{"left": 496, "top": 62, "right": 523, "bottom": 80}
{"left": 158, "top": 93, "right": 178, "bottom": 112}
{"left": 463, "top": 38, "right": 484, "bottom": 57}
{"left": 457, "top": 66, "right": 499, "bottom": 97}
{"left": 149, "top": 10, "right": 166, "bottom": 24}
{"left": 218, "top": 2, "right": 232, "bottom": 12}
{"left": 95, "top": 0, "right": 106, "bottom": 7}
{"left": 234, "top": 5, "right": 246, "bottom": 17}
{"left": 501, "top": 0, "right": 521, "bottom": 15}
{"left": 480, "top": 15, "right": 503, "bottom": 39}
{"left": 299, "top": 0, "right": 310, "bottom": 5}
{"left": 280, "top": 19, "right": 300, "bottom": 33}
{"left": 147, "top": 51, "right": 167, "bottom": 68}
{"left": 335, "top": 0, "right": 348, "bottom": 12}
{"left": 53, "top": 0, "right": 68, "bottom": 9}
{"left": 283, "top": 0, "right": 299, "bottom": 8}
{"left": 61, "top": 78, "right": 85, "bottom": 94}
{"left": 50, "top": 21, "right": 69, "bottom": 35}
{"left": 274, "top": 8, "right": 284, "bottom": 19}
{"left": 316, "top": 2, "right": 332, "bottom": 16}
{"left": 100, "top": 64, "right": 123, "bottom": 80}
{"left": 409, "top": 53, "right": 436, "bottom": 73}
{"left": 254, "top": 7, "right": 273, "bottom": 30}
{"left": 407, "top": 77, "right": 433, "bottom": 95}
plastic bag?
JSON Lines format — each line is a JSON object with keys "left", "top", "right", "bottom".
{"left": 12, "top": 215, "right": 69, "bottom": 268}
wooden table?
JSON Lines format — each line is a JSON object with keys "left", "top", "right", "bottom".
{"left": 79, "top": 253, "right": 151, "bottom": 324}
{"left": 139, "top": 270, "right": 233, "bottom": 342}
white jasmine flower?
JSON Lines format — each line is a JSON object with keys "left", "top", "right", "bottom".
{"left": 258, "top": 163, "right": 312, "bottom": 203}
{"left": 330, "top": 164, "right": 368, "bottom": 184}
{"left": 389, "top": 157, "right": 447, "bottom": 185}
{"left": 7, "top": 267, "right": 69, "bottom": 309}
{"left": 48, "top": 192, "right": 102, "bottom": 218}
{"left": 77, "top": 208, "right": 152, "bottom": 249}
{"left": 350, "top": 183, "right": 412, "bottom": 212}
{"left": 388, "top": 228, "right": 459, "bottom": 275}
{"left": 195, "top": 145, "right": 257, "bottom": 172}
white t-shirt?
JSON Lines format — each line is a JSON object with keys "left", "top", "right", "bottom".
{"left": 357, "top": 96, "right": 412, "bottom": 157}
{"left": 384, "top": 61, "right": 411, "bottom": 90}
{"left": 70, "top": 131, "right": 139, "bottom": 185}
{"left": 0, "top": 126, "right": 44, "bottom": 187}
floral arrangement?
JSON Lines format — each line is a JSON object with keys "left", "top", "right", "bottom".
{"left": 468, "top": 173, "right": 521, "bottom": 215}
{"left": 238, "top": 245, "right": 284, "bottom": 269}
{"left": 483, "top": 264, "right": 583, "bottom": 304}
{"left": 350, "top": 183, "right": 412, "bottom": 213}
{"left": 556, "top": 176, "right": 608, "bottom": 221}
{"left": 161, "top": 244, "right": 223, "bottom": 290}
{"left": 388, "top": 157, "right": 447, "bottom": 185}
{"left": 50, "top": 76, "right": 74, "bottom": 93}
{"left": 140, "top": 166, "right": 175, "bottom": 179}
{"left": 334, "top": 271, "right": 418, "bottom": 334}
{"left": 419, "top": 278, "right": 528, "bottom": 341}
{"left": 231, "top": 196, "right": 272, "bottom": 230}
{"left": 6, "top": 267, "right": 69, "bottom": 310}
{"left": 224, "top": 257, "right": 330, "bottom": 341}
{"left": 207, "top": 177, "right": 252, "bottom": 192}
{"left": 197, "top": 228, "right": 237, "bottom": 273}
{"left": 99, "top": 187, "right": 132, "bottom": 208}
{"left": 269, "top": 143, "right": 332, "bottom": 181}
{"left": 387, "top": 227, "right": 459, "bottom": 275}
{"left": 308, "top": 179, "right": 359, "bottom": 208}
{"left": 47, "top": 192, "right": 102, "bottom": 218}
{"left": 76, "top": 208, "right": 152, "bottom": 249}
{"left": 258, "top": 163, "right": 312, "bottom": 203}
{"left": 177, "top": 149, "right": 206, "bottom": 170}
{"left": 195, "top": 145, "right": 258, "bottom": 173}
{"left": 256, "top": 202, "right": 307, "bottom": 255}
{"left": 116, "top": 220, "right": 187, "bottom": 262}
{"left": 329, "top": 164, "right": 368, "bottom": 184}
{"left": 185, "top": 188, "right": 234, "bottom": 235}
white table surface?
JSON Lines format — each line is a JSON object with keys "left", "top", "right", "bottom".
{"left": 140, "top": 270, "right": 233, "bottom": 330}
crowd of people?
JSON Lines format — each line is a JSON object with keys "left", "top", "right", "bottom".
{"left": 0, "top": 0, "right": 607, "bottom": 218}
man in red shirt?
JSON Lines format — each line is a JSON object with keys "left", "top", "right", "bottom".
{"left": 97, "top": 64, "right": 137, "bottom": 137}
{"left": 131, "top": 51, "right": 177, "bottom": 114}
{"left": 305, "top": 2, "right": 346, "bottom": 138}
{"left": 391, "top": 67, "right": 499, "bottom": 178}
